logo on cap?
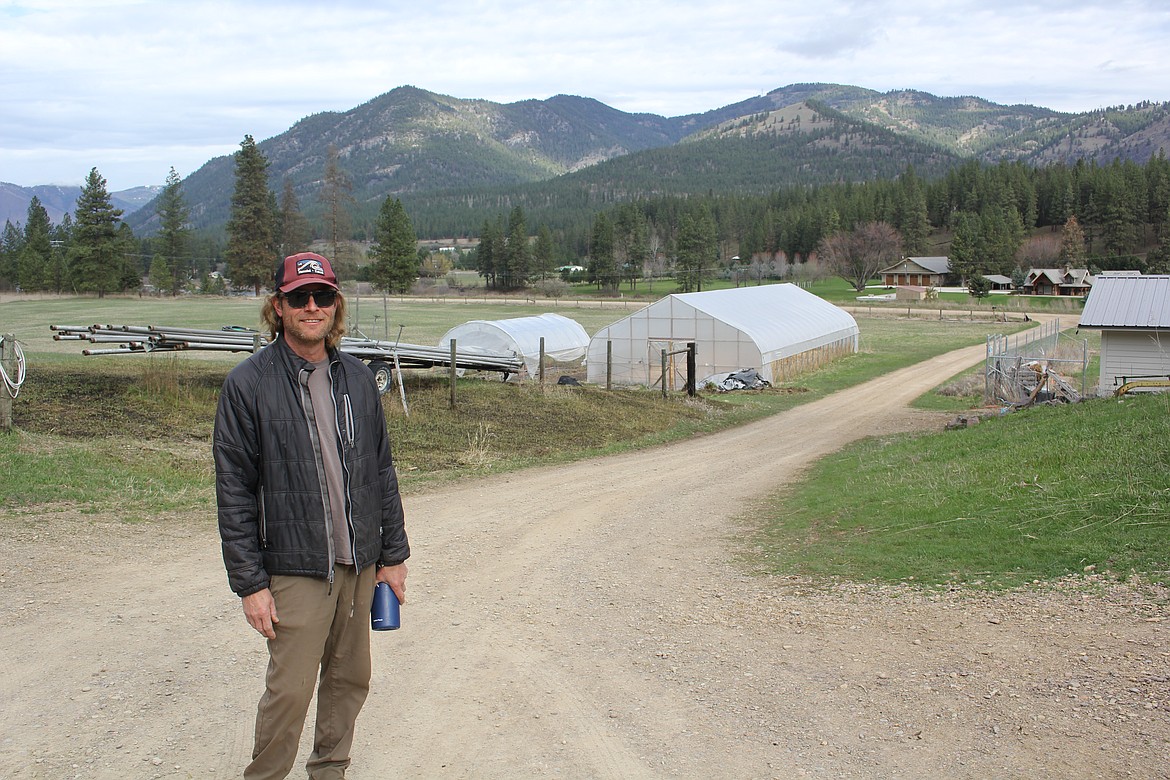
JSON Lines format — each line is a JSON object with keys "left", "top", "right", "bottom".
{"left": 297, "top": 258, "right": 326, "bottom": 277}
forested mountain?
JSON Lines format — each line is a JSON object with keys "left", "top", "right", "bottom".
{"left": 59, "top": 82, "right": 1170, "bottom": 241}
{"left": 0, "top": 182, "right": 157, "bottom": 228}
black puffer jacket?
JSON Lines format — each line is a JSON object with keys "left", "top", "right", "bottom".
{"left": 214, "top": 335, "right": 409, "bottom": 597}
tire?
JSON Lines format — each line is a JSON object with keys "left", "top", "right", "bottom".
{"left": 367, "top": 360, "right": 393, "bottom": 396}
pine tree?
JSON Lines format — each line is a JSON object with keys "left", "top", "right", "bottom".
{"left": 533, "top": 224, "right": 555, "bottom": 280}
{"left": 277, "top": 178, "right": 311, "bottom": 256}
{"left": 614, "top": 204, "right": 649, "bottom": 291}
{"left": 0, "top": 220, "right": 21, "bottom": 289}
{"left": 948, "top": 212, "right": 982, "bottom": 284}
{"left": 589, "top": 213, "right": 617, "bottom": 293}
{"left": 476, "top": 219, "right": 502, "bottom": 288}
{"left": 502, "top": 206, "right": 530, "bottom": 289}
{"left": 225, "top": 135, "right": 275, "bottom": 294}
{"left": 674, "top": 204, "right": 716, "bottom": 292}
{"left": 156, "top": 168, "right": 192, "bottom": 296}
{"left": 19, "top": 196, "right": 52, "bottom": 292}
{"left": 368, "top": 197, "right": 417, "bottom": 295}
{"left": 892, "top": 166, "right": 931, "bottom": 256}
{"left": 47, "top": 214, "right": 72, "bottom": 293}
{"left": 71, "top": 168, "right": 126, "bottom": 297}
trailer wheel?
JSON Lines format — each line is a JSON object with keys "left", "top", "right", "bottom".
{"left": 367, "top": 360, "right": 393, "bottom": 395}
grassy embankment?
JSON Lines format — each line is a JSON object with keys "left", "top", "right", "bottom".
{"left": 5, "top": 292, "right": 1163, "bottom": 589}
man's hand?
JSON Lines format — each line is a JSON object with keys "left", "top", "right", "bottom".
{"left": 242, "top": 588, "right": 279, "bottom": 639}
{"left": 377, "top": 563, "right": 408, "bottom": 605}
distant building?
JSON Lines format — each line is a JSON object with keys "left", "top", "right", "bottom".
{"left": 1021, "top": 267, "right": 1093, "bottom": 296}
{"left": 895, "top": 285, "right": 929, "bottom": 301}
{"left": 984, "top": 274, "right": 1014, "bottom": 291}
{"left": 1079, "top": 274, "right": 1170, "bottom": 395}
{"left": 879, "top": 256, "right": 951, "bottom": 287}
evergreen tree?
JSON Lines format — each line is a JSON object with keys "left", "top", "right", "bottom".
{"left": 19, "top": 196, "right": 52, "bottom": 292}
{"left": 1, "top": 220, "right": 22, "bottom": 289}
{"left": 71, "top": 167, "right": 126, "bottom": 297}
{"left": 368, "top": 196, "right": 417, "bottom": 295}
{"left": 502, "top": 206, "right": 530, "bottom": 288}
{"left": 980, "top": 206, "right": 1025, "bottom": 276}
{"left": 967, "top": 274, "right": 992, "bottom": 300}
{"left": 156, "top": 167, "right": 192, "bottom": 296}
{"left": 614, "top": 204, "right": 649, "bottom": 291}
{"left": 225, "top": 135, "right": 276, "bottom": 294}
{"left": 674, "top": 204, "right": 717, "bottom": 293}
{"left": 116, "top": 222, "right": 141, "bottom": 290}
{"left": 589, "top": 212, "right": 618, "bottom": 293}
{"left": 533, "top": 224, "right": 555, "bottom": 280}
{"left": 948, "top": 212, "right": 982, "bottom": 284}
{"left": 476, "top": 219, "right": 503, "bottom": 288}
{"left": 892, "top": 166, "right": 931, "bottom": 255}
{"left": 277, "top": 178, "right": 311, "bottom": 256}
{"left": 47, "top": 214, "right": 72, "bottom": 293}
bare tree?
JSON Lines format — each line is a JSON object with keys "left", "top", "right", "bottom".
{"left": 319, "top": 144, "right": 356, "bottom": 278}
{"left": 817, "top": 221, "right": 902, "bottom": 293}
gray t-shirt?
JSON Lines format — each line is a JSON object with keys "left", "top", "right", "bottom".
{"left": 308, "top": 359, "right": 353, "bottom": 565}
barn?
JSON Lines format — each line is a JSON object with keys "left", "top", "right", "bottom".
{"left": 586, "top": 284, "right": 859, "bottom": 389}
{"left": 439, "top": 313, "right": 590, "bottom": 376}
{"left": 1078, "top": 274, "right": 1170, "bottom": 396}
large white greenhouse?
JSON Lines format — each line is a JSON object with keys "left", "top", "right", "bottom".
{"left": 586, "top": 284, "right": 859, "bottom": 389}
{"left": 439, "top": 313, "right": 590, "bottom": 376}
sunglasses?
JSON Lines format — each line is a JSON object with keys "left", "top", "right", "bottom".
{"left": 281, "top": 289, "right": 338, "bottom": 309}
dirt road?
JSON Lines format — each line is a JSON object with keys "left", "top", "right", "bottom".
{"left": 2, "top": 337, "right": 1167, "bottom": 779}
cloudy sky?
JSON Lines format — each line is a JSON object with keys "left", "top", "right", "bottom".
{"left": 2, "top": 0, "right": 1168, "bottom": 191}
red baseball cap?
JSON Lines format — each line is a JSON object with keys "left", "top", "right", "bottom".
{"left": 274, "top": 252, "right": 339, "bottom": 293}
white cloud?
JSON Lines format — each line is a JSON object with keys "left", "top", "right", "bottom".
{"left": 0, "top": 0, "right": 1168, "bottom": 189}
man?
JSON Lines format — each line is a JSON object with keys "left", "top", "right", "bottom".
{"left": 214, "top": 252, "right": 409, "bottom": 779}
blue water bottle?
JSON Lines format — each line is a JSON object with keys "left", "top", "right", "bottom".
{"left": 371, "top": 582, "right": 401, "bottom": 631}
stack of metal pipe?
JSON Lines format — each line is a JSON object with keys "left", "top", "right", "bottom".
{"left": 48, "top": 324, "right": 524, "bottom": 375}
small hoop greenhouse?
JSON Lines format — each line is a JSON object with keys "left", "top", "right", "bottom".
{"left": 586, "top": 284, "right": 859, "bottom": 389}
{"left": 439, "top": 313, "right": 590, "bottom": 375}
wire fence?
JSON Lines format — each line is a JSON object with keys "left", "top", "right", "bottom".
{"left": 984, "top": 319, "right": 1090, "bottom": 406}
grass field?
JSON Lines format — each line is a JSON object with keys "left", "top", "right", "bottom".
{"left": 5, "top": 292, "right": 1162, "bottom": 590}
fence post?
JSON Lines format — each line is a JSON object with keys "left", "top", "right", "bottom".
{"left": 661, "top": 348, "right": 668, "bottom": 399}
{"left": 606, "top": 340, "right": 612, "bottom": 391}
{"left": 539, "top": 336, "right": 545, "bottom": 386}
{"left": 686, "top": 342, "right": 696, "bottom": 397}
{"left": 1, "top": 334, "right": 14, "bottom": 431}
{"left": 449, "top": 339, "right": 457, "bottom": 409}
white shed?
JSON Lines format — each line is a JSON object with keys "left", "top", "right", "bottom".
{"left": 586, "top": 284, "right": 859, "bottom": 389}
{"left": 1079, "top": 274, "right": 1170, "bottom": 395}
{"left": 439, "top": 313, "right": 590, "bottom": 375}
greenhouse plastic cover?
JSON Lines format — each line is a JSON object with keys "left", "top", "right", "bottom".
{"left": 439, "top": 313, "right": 590, "bottom": 374}
{"left": 587, "top": 284, "right": 859, "bottom": 386}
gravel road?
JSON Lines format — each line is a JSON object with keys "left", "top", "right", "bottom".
{"left": 2, "top": 334, "right": 1167, "bottom": 779}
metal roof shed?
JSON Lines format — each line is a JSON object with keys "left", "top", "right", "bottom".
{"left": 586, "top": 284, "right": 859, "bottom": 389}
{"left": 439, "top": 313, "right": 589, "bottom": 376}
{"left": 1079, "top": 274, "right": 1170, "bottom": 395}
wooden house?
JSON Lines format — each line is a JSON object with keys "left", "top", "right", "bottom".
{"left": 879, "top": 256, "right": 951, "bottom": 287}
{"left": 1022, "top": 267, "right": 1093, "bottom": 296}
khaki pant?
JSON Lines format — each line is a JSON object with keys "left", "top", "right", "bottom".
{"left": 245, "top": 565, "right": 376, "bottom": 780}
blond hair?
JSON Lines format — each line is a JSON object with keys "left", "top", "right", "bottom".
{"left": 261, "top": 291, "right": 348, "bottom": 351}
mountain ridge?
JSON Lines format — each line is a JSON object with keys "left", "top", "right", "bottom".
{"left": 3, "top": 83, "right": 1167, "bottom": 233}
